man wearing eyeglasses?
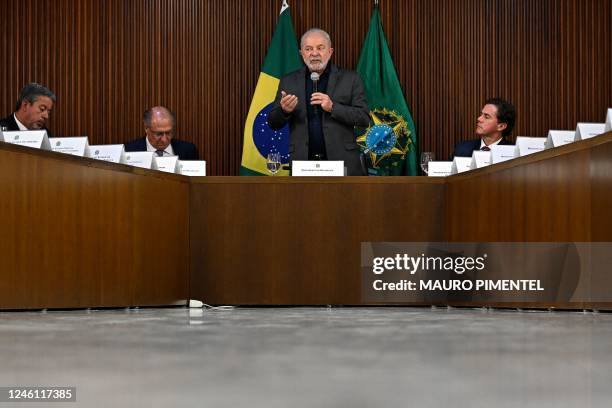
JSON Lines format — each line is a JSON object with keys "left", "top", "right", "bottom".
{"left": 125, "top": 106, "right": 199, "bottom": 160}
{"left": 267, "top": 28, "right": 370, "bottom": 176}
{"left": 452, "top": 98, "right": 516, "bottom": 158}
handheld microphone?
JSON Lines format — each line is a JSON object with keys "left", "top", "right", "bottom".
{"left": 310, "top": 72, "right": 320, "bottom": 114}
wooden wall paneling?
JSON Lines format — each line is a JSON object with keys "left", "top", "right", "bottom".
{"left": 1, "top": 0, "right": 610, "bottom": 175}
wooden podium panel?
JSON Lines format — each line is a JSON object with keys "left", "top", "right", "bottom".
{"left": 189, "top": 177, "right": 445, "bottom": 305}
{"left": 190, "top": 133, "right": 612, "bottom": 308}
{"left": 444, "top": 132, "right": 612, "bottom": 309}
{"left": 445, "top": 133, "right": 612, "bottom": 242}
{"left": 3, "top": 132, "right": 611, "bottom": 309}
{"left": 0, "top": 143, "right": 190, "bottom": 309}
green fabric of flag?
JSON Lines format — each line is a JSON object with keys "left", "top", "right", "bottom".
{"left": 240, "top": 2, "right": 303, "bottom": 176}
{"left": 356, "top": 6, "right": 418, "bottom": 176}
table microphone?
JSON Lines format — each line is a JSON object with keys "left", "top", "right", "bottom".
{"left": 310, "top": 72, "right": 320, "bottom": 114}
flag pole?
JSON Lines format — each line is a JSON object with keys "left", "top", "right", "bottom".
{"left": 281, "top": 0, "right": 289, "bottom": 14}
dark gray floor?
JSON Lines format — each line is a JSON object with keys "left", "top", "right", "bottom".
{"left": 0, "top": 307, "right": 611, "bottom": 407}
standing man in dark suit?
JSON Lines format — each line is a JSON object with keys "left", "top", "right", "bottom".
{"left": 124, "top": 106, "right": 199, "bottom": 160}
{"left": 0, "top": 83, "right": 56, "bottom": 132}
{"left": 267, "top": 28, "right": 370, "bottom": 176}
{"left": 452, "top": 98, "right": 517, "bottom": 158}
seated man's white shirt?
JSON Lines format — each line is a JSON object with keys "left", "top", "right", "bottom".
{"left": 480, "top": 138, "right": 503, "bottom": 149}
{"left": 14, "top": 114, "right": 29, "bottom": 131}
{"left": 146, "top": 137, "right": 175, "bottom": 156}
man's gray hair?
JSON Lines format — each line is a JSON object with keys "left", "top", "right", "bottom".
{"left": 15, "top": 83, "right": 56, "bottom": 111}
{"left": 143, "top": 106, "right": 176, "bottom": 128}
{"left": 300, "top": 28, "right": 332, "bottom": 48}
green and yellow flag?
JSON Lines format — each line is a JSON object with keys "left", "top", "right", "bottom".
{"left": 240, "top": 1, "right": 303, "bottom": 176}
{"left": 356, "top": 5, "right": 418, "bottom": 176}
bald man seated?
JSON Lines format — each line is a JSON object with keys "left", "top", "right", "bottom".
{"left": 124, "top": 106, "right": 199, "bottom": 160}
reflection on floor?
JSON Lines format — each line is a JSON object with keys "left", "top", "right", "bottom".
{"left": 0, "top": 307, "right": 610, "bottom": 407}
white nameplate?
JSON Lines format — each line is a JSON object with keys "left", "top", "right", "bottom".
{"left": 2, "top": 130, "right": 51, "bottom": 150}
{"left": 0, "top": 129, "right": 4, "bottom": 142}
{"left": 292, "top": 160, "right": 344, "bottom": 176}
{"left": 88, "top": 144, "right": 127, "bottom": 164}
{"left": 515, "top": 136, "right": 546, "bottom": 157}
{"left": 575, "top": 123, "right": 605, "bottom": 141}
{"left": 490, "top": 145, "right": 517, "bottom": 164}
{"left": 427, "top": 161, "right": 453, "bottom": 177}
{"left": 451, "top": 157, "right": 472, "bottom": 174}
{"left": 470, "top": 150, "right": 492, "bottom": 169}
{"left": 605, "top": 109, "right": 611, "bottom": 133}
{"left": 153, "top": 155, "right": 179, "bottom": 173}
{"left": 178, "top": 160, "right": 206, "bottom": 176}
{"left": 545, "top": 130, "right": 575, "bottom": 148}
{"left": 125, "top": 151, "right": 154, "bottom": 169}
{"left": 49, "top": 137, "right": 90, "bottom": 157}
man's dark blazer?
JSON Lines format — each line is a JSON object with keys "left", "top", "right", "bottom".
{"left": 124, "top": 137, "right": 199, "bottom": 160}
{"left": 0, "top": 114, "right": 19, "bottom": 131}
{"left": 0, "top": 113, "right": 53, "bottom": 136}
{"left": 452, "top": 137, "right": 512, "bottom": 158}
{"left": 267, "top": 64, "right": 370, "bottom": 176}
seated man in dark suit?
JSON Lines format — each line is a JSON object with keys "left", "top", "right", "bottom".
{"left": 452, "top": 97, "right": 516, "bottom": 158}
{"left": 125, "top": 106, "right": 199, "bottom": 160}
{"left": 0, "top": 83, "right": 56, "bottom": 132}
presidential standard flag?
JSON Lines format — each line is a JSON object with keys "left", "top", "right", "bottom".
{"left": 240, "top": 1, "right": 303, "bottom": 176}
{"left": 356, "top": 5, "right": 418, "bottom": 176}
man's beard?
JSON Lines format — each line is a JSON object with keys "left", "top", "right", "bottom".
{"left": 306, "top": 58, "right": 329, "bottom": 72}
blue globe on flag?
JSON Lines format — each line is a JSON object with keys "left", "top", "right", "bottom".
{"left": 253, "top": 103, "right": 290, "bottom": 164}
{"left": 365, "top": 124, "right": 397, "bottom": 155}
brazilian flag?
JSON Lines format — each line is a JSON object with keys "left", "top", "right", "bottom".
{"left": 356, "top": 5, "right": 418, "bottom": 176}
{"left": 240, "top": 1, "right": 303, "bottom": 176}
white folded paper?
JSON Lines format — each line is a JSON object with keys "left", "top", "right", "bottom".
{"left": 178, "top": 160, "right": 206, "bottom": 176}
{"left": 575, "top": 123, "right": 606, "bottom": 141}
{"left": 2, "top": 130, "right": 51, "bottom": 150}
{"left": 292, "top": 160, "right": 344, "bottom": 176}
{"left": 515, "top": 136, "right": 546, "bottom": 156}
{"left": 605, "top": 109, "right": 612, "bottom": 133}
{"left": 49, "top": 137, "right": 90, "bottom": 157}
{"left": 470, "top": 150, "right": 492, "bottom": 169}
{"left": 451, "top": 157, "right": 472, "bottom": 174}
{"left": 88, "top": 144, "right": 127, "bottom": 164}
{"left": 490, "top": 144, "right": 517, "bottom": 164}
{"left": 545, "top": 130, "right": 575, "bottom": 149}
{"left": 427, "top": 161, "right": 453, "bottom": 177}
{"left": 153, "top": 155, "right": 179, "bottom": 173}
{"left": 125, "top": 151, "right": 154, "bottom": 169}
